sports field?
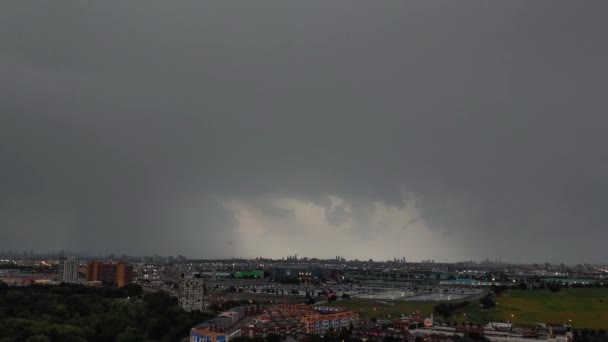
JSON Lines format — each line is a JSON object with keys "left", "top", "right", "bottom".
{"left": 461, "top": 288, "right": 608, "bottom": 329}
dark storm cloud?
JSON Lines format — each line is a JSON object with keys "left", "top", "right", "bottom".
{"left": 1, "top": 1, "right": 607, "bottom": 262}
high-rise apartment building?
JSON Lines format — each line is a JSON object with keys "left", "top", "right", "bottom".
{"left": 58, "top": 257, "right": 79, "bottom": 283}
{"left": 116, "top": 261, "right": 133, "bottom": 288}
{"left": 86, "top": 261, "right": 133, "bottom": 287}
{"left": 179, "top": 275, "right": 205, "bottom": 312}
{"left": 98, "top": 263, "right": 117, "bottom": 284}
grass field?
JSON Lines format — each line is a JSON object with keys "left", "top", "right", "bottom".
{"left": 323, "top": 289, "right": 608, "bottom": 329}
{"left": 323, "top": 298, "right": 439, "bottom": 320}
{"left": 461, "top": 288, "right": 608, "bottom": 329}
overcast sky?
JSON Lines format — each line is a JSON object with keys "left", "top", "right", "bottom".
{"left": 1, "top": 1, "right": 607, "bottom": 263}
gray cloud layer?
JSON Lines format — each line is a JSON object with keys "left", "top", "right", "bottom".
{"left": 1, "top": 1, "right": 607, "bottom": 262}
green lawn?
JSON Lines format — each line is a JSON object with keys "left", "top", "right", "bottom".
{"left": 461, "top": 289, "right": 608, "bottom": 329}
{"left": 322, "top": 299, "right": 439, "bottom": 320}
{"left": 322, "top": 289, "right": 608, "bottom": 330}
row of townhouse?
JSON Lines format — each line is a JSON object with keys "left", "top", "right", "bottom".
{"left": 242, "top": 304, "right": 359, "bottom": 338}
{"left": 300, "top": 311, "right": 359, "bottom": 335}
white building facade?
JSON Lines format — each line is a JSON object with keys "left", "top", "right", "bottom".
{"left": 58, "top": 257, "right": 79, "bottom": 283}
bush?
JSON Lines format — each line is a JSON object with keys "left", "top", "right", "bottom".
{"left": 25, "top": 336, "right": 50, "bottom": 342}
{"left": 547, "top": 283, "right": 561, "bottom": 292}
{"left": 480, "top": 294, "right": 495, "bottom": 309}
{"left": 434, "top": 301, "right": 469, "bottom": 318}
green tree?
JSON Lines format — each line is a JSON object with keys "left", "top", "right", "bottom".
{"left": 44, "top": 324, "right": 86, "bottom": 342}
{"left": 231, "top": 337, "right": 253, "bottom": 342}
{"left": 322, "top": 329, "right": 339, "bottom": 342}
{"left": 0, "top": 282, "right": 9, "bottom": 295}
{"left": 0, "top": 285, "right": 208, "bottom": 342}
{"left": 147, "top": 317, "right": 170, "bottom": 340}
{"left": 25, "top": 336, "right": 51, "bottom": 342}
{"left": 267, "top": 333, "right": 281, "bottom": 342}
{"left": 122, "top": 284, "right": 143, "bottom": 297}
{"left": 116, "top": 327, "right": 142, "bottom": 342}
{"left": 480, "top": 294, "right": 495, "bottom": 309}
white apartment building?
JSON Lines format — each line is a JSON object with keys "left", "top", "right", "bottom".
{"left": 58, "top": 257, "right": 79, "bottom": 283}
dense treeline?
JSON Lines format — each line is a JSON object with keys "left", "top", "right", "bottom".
{"left": 0, "top": 282, "right": 212, "bottom": 342}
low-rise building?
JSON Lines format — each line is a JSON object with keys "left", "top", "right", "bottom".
{"left": 190, "top": 305, "right": 261, "bottom": 342}
{"left": 300, "top": 310, "right": 358, "bottom": 335}
{"left": 243, "top": 304, "right": 358, "bottom": 337}
{"left": 190, "top": 327, "right": 240, "bottom": 342}
{"left": 242, "top": 320, "right": 305, "bottom": 338}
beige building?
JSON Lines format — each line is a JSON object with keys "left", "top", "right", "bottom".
{"left": 179, "top": 276, "right": 206, "bottom": 312}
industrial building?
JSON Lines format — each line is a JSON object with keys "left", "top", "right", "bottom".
{"left": 232, "top": 270, "right": 263, "bottom": 278}
{"left": 270, "top": 267, "right": 338, "bottom": 282}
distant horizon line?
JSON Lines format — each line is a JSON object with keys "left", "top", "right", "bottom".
{"left": 0, "top": 250, "right": 605, "bottom": 266}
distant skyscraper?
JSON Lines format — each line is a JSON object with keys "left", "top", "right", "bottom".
{"left": 58, "top": 257, "right": 79, "bottom": 283}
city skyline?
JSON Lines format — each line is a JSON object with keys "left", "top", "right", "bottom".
{"left": 0, "top": 249, "right": 603, "bottom": 267}
{"left": 2, "top": 1, "right": 608, "bottom": 264}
